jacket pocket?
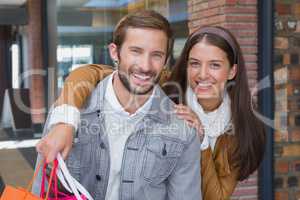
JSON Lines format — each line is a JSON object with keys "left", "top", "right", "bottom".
{"left": 142, "top": 136, "right": 184, "bottom": 184}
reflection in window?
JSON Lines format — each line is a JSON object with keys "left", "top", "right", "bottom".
{"left": 57, "top": 45, "right": 93, "bottom": 88}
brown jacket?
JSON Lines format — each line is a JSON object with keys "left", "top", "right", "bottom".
{"left": 57, "top": 64, "right": 239, "bottom": 200}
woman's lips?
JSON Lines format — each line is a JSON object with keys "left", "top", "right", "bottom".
{"left": 195, "top": 82, "right": 213, "bottom": 93}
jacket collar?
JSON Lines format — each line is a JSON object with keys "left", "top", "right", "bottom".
{"left": 82, "top": 73, "right": 171, "bottom": 125}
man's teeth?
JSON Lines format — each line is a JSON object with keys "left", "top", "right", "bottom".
{"left": 134, "top": 74, "right": 150, "bottom": 80}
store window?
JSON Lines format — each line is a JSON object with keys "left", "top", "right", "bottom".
{"left": 56, "top": 0, "right": 188, "bottom": 88}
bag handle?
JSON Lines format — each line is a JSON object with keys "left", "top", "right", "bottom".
{"left": 25, "top": 159, "right": 54, "bottom": 200}
{"left": 56, "top": 153, "right": 94, "bottom": 200}
{"left": 26, "top": 159, "right": 43, "bottom": 192}
{"left": 56, "top": 154, "right": 82, "bottom": 200}
{"left": 40, "top": 160, "right": 58, "bottom": 200}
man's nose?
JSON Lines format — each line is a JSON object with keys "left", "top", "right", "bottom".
{"left": 139, "top": 54, "right": 152, "bottom": 72}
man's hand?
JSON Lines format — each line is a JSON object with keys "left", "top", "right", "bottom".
{"left": 36, "top": 123, "right": 74, "bottom": 163}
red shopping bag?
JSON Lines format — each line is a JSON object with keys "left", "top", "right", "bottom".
{"left": 0, "top": 160, "right": 55, "bottom": 200}
{"left": 41, "top": 160, "right": 87, "bottom": 200}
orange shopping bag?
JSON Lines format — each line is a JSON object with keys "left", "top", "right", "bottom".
{"left": 0, "top": 160, "right": 55, "bottom": 200}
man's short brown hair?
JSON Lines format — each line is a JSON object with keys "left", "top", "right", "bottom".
{"left": 113, "top": 10, "right": 174, "bottom": 62}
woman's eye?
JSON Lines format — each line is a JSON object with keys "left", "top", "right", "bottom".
{"left": 153, "top": 53, "right": 163, "bottom": 59}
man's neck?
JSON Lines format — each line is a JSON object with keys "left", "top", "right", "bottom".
{"left": 112, "top": 73, "right": 153, "bottom": 114}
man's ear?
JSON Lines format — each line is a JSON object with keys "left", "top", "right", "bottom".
{"left": 228, "top": 64, "right": 237, "bottom": 80}
{"left": 108, "top": 43, "right": 119, "bottom": 63}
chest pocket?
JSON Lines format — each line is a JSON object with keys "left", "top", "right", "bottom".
{"left": 142, "top": 136, "right": 184, "bottom": 184}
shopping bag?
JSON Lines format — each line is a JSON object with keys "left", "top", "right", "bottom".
{"left": 0, "top": 185, "right": 41, "bottom": 200}
{"left": 0, "top": 160, "right": 55, "bottom": 200}
{"left": 41, "top": 159, "right": 87, "bottom": 200}
{"left": 41, "top": 154, "right": 93, "bottom": 200}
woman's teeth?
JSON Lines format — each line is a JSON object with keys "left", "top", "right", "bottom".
{"left": 197, "top": 82, "right": 212, "bottom": 87}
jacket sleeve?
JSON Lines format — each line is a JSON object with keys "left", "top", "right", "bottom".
{"left": 55, "top": 64, "right": 114, "bottom": 108}
{"left": 167, "top": 130, "right": 202, "bottom": 200}
{"left": 201, "top": 137, "right": 239, "bottom": 200}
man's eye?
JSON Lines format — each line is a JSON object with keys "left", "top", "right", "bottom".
{"left": 189, "top": 62, "right": 200, "bottom": 68}
{"left": 210, "top": 63, "right": 221, "bottom": 69}
{"left": 131, "top": 49, "right": 140, "bottom": 54}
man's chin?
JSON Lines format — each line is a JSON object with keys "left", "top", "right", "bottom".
{"left": 131, "top": 85, "right": 155, "bottom": 95}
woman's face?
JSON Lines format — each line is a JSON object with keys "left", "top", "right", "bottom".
{"left": 187, "top": 41, "right": 237, "bottom": 104}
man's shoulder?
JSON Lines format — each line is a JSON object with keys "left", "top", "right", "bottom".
{"left": 80, "top": 75, "right": 111, "bottom": 114}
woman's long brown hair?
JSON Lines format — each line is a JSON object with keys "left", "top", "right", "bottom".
{"left": 164, "top": 26, "right": 266, "bottom": 181}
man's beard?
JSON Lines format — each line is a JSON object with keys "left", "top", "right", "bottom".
{"left": 117, "top": 66, "right": 160, "bottom": 95}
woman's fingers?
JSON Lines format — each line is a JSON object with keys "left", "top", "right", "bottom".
{"left": 174, "top": 104, "right": 192, "bottom": 112}
{"left": 176, "top": 112, "right": 196, "bottom": 122}
{"left": 175, "top": 106, "right": 198, "bottom": 121}
{"left": 174, "top": 104, "right": 205, "bottom": 136}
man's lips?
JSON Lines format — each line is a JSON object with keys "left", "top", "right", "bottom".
{"left": 131, "top": 73, "right": 153, "bottom": 86}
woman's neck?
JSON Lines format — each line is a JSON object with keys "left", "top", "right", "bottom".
{"left": 197, "top": 98, "right": 223, "bottom": 113}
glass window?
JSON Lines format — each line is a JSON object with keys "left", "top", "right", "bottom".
{"left": 56, "top": 0, "right": 188, "bottom": 88}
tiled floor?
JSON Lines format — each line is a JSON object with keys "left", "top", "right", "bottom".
{"left": 0, "top": 148, "right": 35, "bottom": 187}
{"left": 0, "top": 128, "right": 38, "bottom": 191}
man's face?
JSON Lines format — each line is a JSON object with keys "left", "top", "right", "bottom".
{"left": 111, "top": 28, "right": 168, "bottom": 95}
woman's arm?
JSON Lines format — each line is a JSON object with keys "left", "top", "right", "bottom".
{"left": 55, "top": 64, "right": 114, "bottom": 108}
{"left": 201, "top": 135, "right": 239, "bottom": 200}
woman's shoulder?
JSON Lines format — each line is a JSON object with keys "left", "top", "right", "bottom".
{"left": 214, "top": 130, "right": 237, "bottom": 156}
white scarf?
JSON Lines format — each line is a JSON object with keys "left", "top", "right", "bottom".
{"left": 185, "top": 86, "right": 232, "bottom": 150}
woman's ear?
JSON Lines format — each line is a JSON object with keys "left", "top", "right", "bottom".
{"left": 108, "top": 43, "right": 119, "bottom": 63}
{"left": 228, "top": 64, "right": 237, "bottom": 80}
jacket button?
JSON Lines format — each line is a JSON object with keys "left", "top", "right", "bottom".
{"left": 100, "top": 142, "right": 105, "bottom": 149}
{"left": 96, "top": 175, "right": 102, "bottom": 181}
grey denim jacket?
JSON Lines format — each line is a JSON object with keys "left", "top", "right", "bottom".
{"left": 33, "top": 77, "right": 202, "bottom": 200}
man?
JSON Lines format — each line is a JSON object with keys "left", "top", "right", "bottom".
{"left": 33, "top": 10, "right": 201, "bottom": 200}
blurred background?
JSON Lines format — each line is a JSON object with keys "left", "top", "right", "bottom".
{"left": 0, "top": 0, "right": 299, "bottom": 199}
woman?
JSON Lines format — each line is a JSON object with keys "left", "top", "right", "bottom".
{"left": 54, "top": 26, "right": 266, "bottom": 199}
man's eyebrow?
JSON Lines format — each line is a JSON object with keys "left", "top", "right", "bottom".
{"left": 152, "top": 50, "right": 166, "bottom": 55}
{"left": 128, "top": 46, "right": 143, "bottom": 50}
{"left": 129, "top": 46, "right": 166, "bottom": 55}
{"left": 188, "top": 57, "right": 200, "bottom": 61}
